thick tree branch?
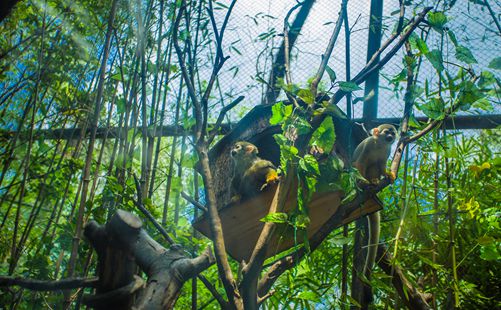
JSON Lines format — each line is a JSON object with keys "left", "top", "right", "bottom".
{"left": 85, "top": 210, "right": 215, "bottom": 308}
{"left": 376, "top": 245, "right": 432, "bottom": 310}
{"left": 0, "top": 276, "right": 98, "bottom": 291}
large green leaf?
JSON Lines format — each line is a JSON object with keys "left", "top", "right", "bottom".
{"left": 309, "top": 116, "right": 336, "bottom": 153}
{"left": 425, "top": 49, "right": 444, "bottom": 72}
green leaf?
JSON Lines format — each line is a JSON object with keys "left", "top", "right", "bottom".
{"left": 455, "top": 46, "right": 477, "bottom": 64}
{"left": 270, "top": 102, "right": 285, "bottom": 125}
{"left": 338, "top": 81, "right": 362, "bottom": 92}
{"left": 331, "top": 236, "right": 352, "bottom": 246}
{"left": 309, "top": 116, "right": 336, "bottom": 153}
{"left": 488, "top": 57, "right": 501, "bottom": 70}
{"left": 477, "top": 235, "right": 495, "bottom": 246}
{"left": 414, "top": 37, "right": 429, "bottom": 54}
{"left": 458, "top": 80, "right": 483, "bottom": 108}
{"left": 405, "top": 115, "right": 420, "bottom": 128}
{"left": 326, "top": 65, "right": 337, "bottom": 83}
{"left": 447, "top": 30, "right": 458, "bottom": 47}
{"left": 260, "top": 212, "right": 288, "bottom": 223}
{"left": 297, "top": 291, "right": 319, "bottom": 302}
{"left": 293, "top": 117, "right": 312, "bottom": 135}
{"left": 299, "top": 154, "right": 320, "bottom": 175}
{"left": 428, "top": 11, "right": 447, "bottom": 33}
{"left": 417, "top": 97, "right": 445, "bottom": 119}
{"left": 478, "top": 71, "right": 496, "bottom": 88}
{"left": 472, "top": 98, "right": 493, "bottom": 111}
{"left": 297, "top": 88, "right": 315, "bottom": 105}
{"left": 426, "top": 49, "right": 444, "bottom": 72}
{"left": 293, "top": 214, "right": 310, "bottom": 229}
{"left": 110, "top": 72, "right": 122, "bottom": 81}
{"left": 270, "top": 102, "right": 292, "bottom": 125}
{"left": 480, "top": 245, "right": 500, "bottom": 261}
{"left": 116, "top": 97, "right": 126, "bottom": 114}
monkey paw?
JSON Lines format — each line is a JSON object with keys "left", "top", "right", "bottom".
{"left": 261, "top": 170, "right": 280, "bottom": 191}
{"left": 266, "top": 170, "right": 280, "bottom": 183}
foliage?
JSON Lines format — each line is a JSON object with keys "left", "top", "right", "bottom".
{"left": 0, "top": 0, "right": 499, "bottom": 309}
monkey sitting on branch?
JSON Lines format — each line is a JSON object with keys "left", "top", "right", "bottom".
{"left": 230, "top": 141, "right": 279, "bottom": 203}
{"left": 353, "top": 124, "right": 398, "bottom": 184}
{"left": 352, "top": 124, "right": 398, "bottom": 291}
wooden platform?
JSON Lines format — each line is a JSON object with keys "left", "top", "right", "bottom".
{"left": 192, "top": 183, "right": 382, "bottom": 262}
{"left": 192, "top": 103, "right": 374, "bottom": 262}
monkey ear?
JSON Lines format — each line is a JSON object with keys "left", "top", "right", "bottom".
{"left": 245, "top": 144, "right": 257, "bottom": 154}
{"left": 371, "top": 127, "right": 380, "bottom": 136}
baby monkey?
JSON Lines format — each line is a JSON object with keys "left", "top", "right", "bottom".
{"left": 352, "top": 124, "right": 398, "bottom": 291}
{"left": 230, "top": 141, "right": 279, "bottom": 203}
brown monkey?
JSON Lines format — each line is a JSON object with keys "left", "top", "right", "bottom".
{"left": 230, "top": 141, "right": 279, "bottom": 203}
{"left": 352, "top": 124, "right": 397, "bottom": 284}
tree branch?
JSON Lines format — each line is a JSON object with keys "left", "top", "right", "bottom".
{"left": 133, "top": 174, "right": 175, "bottom": 244}
{"left": 264, "top": 0, "right": 316, "bottom": 105}
{"left": 376, "top": 245, "right": 432, "bottom": 310}
{"left": 329, "top": 6, "right": 433, "bottom": 106}
{"left": 208, "top": 95, "right": 244, "bottom": 145}
{"left": 198, "top": 274, "right": 230, "bottom": 309}
{"left": 310, "top": 0, "right": 347, "bottom": 97}
{"left": 181, "top": 191, "right": 208, "bottom": 213}
{"left": 201, "top": 0, "right": 236, "bottom": 140}
{"left": 0, "top": 276, "right": 98, "bottom": 291}
{"left": 172, "top": 3, "right": 203, "bottom": 141}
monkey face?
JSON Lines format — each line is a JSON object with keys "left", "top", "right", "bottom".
{"left": 231, "top": 141, "right": 258, "bottom": 159}
{"left": 373, "top": 125, "right": 397, "bottom": 144}
{"left": 379, "top": 125, "right": 397, "bottom": 144}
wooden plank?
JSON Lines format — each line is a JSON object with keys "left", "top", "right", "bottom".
{"left": 192, "top": 183, "right": 382, "bottom": 262}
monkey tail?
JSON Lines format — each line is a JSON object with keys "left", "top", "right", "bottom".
{"left": 363, "top": 212, "right": 380, "bottom": 276}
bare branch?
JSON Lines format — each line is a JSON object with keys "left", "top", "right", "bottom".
{"left": 329, "top": 6, "right": 433, "bottom": 105}
{"left": 310, "top": 0, "right": 348, "bottom": 97}
{"left": 208, "top": 95, "right": 244, "bottom": 145}
{"left": 172, "top": 3, "right": 203, "bottom": 141}
{"left": 198, "top": 274, "right": 230, "bottom": 309}
{"left": 0, "top": 276, "right": 98, "bottom": 291}
{"left": 181, "top": 191, "right": 208, "bottom": 213}
{"left": 201, "top": 0, "right": 236, "bottom": 140}
{"left": 264, "top": 0, "right": 316, "bottom": 105}
{"left": 257, "top": 289, "right": 275, "bottom": 305}
{"left": 133, "top": 174, "right": 174, "bottom": 244}
{"left": 484, "top": 0, "right": 501, "bottom": 35}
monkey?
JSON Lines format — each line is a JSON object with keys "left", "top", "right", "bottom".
{"left": 353, "top": 124, "right": 398, "bottom": 184}
{"left": 230, "top": 141, "right": 279, "bottom": 203}
{"left": 352, "top": 124, "right": 398, "bottom": 291}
